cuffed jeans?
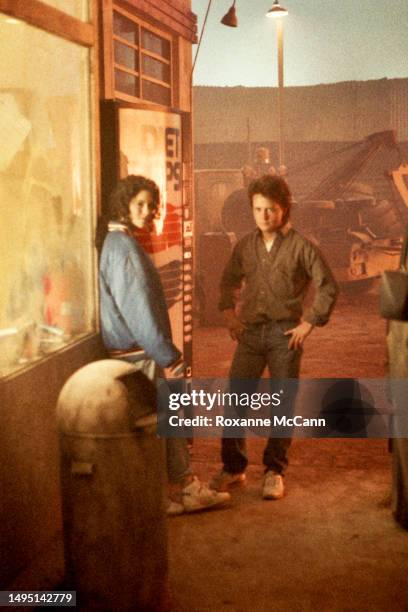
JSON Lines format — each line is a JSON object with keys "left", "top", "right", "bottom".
{"left": 222, "top": 320, "right": 302, "bottom": 475}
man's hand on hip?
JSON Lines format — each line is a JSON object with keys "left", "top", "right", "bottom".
{"left": 284, "top": 321, "right": 313, "bottom": 350}
{"left": 223, "top": 308, "right": 246, "bottom": 341}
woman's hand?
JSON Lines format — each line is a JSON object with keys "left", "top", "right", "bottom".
{"left": 164, "top": 355, "right": 186, "bottom": 378}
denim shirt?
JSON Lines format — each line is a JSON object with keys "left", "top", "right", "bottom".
{"left": 99, "top": 226, "right": 181, "bottom": 368}
{"left": 219, "top": 225, "right": 339, "bottom": 326}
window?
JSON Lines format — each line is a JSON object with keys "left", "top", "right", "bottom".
{"left": 113, "top": 8, "right": 172, "bottom": 106}
{"left": 141, "top": 28, "right": 170, "bottom": 59}
{"left": 0, "top": 14, "right": 96, "bottom": 377}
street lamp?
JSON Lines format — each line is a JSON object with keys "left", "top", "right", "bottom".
{"left": 220, "top": 1, "right": 238, "bottom": 27}
{"left": 266, "top": 1, "right": 288, "bottom": 169}
{"left": 266, "top": 0, "right": 288, "bottom": 19}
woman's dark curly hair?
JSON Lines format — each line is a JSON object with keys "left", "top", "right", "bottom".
{"left": 95, "top": 175, "right": 160, "bottom": 252}
{"left": 248, "top": 174, "right": 292, "bottom": 223}
{"left": 108, "top": 174, "right": 160, "bottom": 224}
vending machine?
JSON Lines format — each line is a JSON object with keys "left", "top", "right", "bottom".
{"left": 100, "top": 101, "right": 193, "bottom": 373}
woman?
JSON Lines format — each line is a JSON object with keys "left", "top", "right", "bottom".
{"left": 99, "top": 175, "right": 230, "bottom": 514}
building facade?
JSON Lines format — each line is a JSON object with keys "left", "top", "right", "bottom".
{"left": 0, "top": 0, "right": 196, "bottom": 587}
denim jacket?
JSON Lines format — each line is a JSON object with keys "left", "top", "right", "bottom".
{"left": 99, "top": 224, "right": 181, "bottom": 368}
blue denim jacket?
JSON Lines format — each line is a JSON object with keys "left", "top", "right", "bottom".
{"left": 99, "top": 226, "right": 181, "bottom": 368}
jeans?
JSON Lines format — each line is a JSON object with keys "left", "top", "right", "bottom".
{"left": 222, "top": 320, "right": 302, "bottom": 475}
{"left": 123, "top": 357, "right": 192, "bottom": 484}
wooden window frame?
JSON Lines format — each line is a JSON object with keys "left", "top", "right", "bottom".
{"left": 0, "top": 0, "right": 95, "bottom": 46}
{"left": 110, "top": 2, "right": 173, "bottom": 108}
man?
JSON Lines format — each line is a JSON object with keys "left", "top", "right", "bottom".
{"left": 213, "top": 175, "right": 339, "bottom": 499}
{"left": 99, "top": 174, "right": 230, "bottom": 514}
{"left": 242, "top": 146, "right": 276, "bottom": 188}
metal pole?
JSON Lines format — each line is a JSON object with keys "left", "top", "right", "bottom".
{"left": 192, "top": 0, "right": 214, "bottom": 77}
{"left": 246, "top": 117, "right": 251, "bottom": 163}
{"left": 276, "top": 19, "right": 284, "bottom": 167}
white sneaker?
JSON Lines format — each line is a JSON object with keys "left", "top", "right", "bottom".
{"left": 210, "top": 470, "right": 246, "bottom": 492}
{"left": 166, "top": 499, "right": 185, "bottom": 516}
{"left": 262, "top": 471, "right": 284, "bottom": 500}
{"left": 182, "top": 477, "right": 231, "bottom": 512}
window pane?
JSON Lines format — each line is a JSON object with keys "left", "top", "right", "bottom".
{"left": 113, "top": 11, "right": 138, "bottom": 45}
{"left": 142, "top": 79, "right": 171, "bottom": 106}
{"left": 141, "top": 28, "right": 170, "bottom": 59}
{"left": 38, "top": 0, "right": 89, "bottom": 21}
{"left": 115, "top": 69, "right": 139, "bottom": 97}
{"left": 142, "top": 54, "right": 170, "bottom": 83}
{"left": 0, "top": 15, "right": 96, "bottom": 377}
{"left": 114, "top": 41, "right": 139, "bottom": 72}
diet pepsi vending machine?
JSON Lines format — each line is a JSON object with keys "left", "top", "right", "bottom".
{"left": 101, "top": 101, "right": 193, "bottom": 374}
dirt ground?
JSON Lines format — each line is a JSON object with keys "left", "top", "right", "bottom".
{"left": 193, "top": 290, "right": 388, "bottom": 379}
{"left": 10, "top": 290, "right": 406, "bottom": 611}
{"left": 167, "top": 289, "right": 408, "bottom": 611}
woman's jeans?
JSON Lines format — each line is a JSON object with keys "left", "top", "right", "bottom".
{"left": 125, "top": 357, "right": 192, "bottom": 484}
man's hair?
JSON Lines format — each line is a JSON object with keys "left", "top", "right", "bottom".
{"left": 248, "top": 174, "right": 292, "bottom": 221}
{"left": 108, "top": 175, "right": 160, "bottom": 223}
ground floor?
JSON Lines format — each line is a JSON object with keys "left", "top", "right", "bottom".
{"left": 7, "top": 290, "right": 408, "bottom": 610}
{"left": 167, "top": 290, "right": 407, "bottom": 611}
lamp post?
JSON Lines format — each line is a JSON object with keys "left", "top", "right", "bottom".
{"left": 266, "top": 1, "right": 288, "bottom": 169}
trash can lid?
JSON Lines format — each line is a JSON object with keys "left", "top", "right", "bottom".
{"left": 56, "top": 360, "right": 156, "bottom": 435}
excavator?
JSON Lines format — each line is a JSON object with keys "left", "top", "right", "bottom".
{"left": 291, "top": 130, "right": 408, "bottom": 290}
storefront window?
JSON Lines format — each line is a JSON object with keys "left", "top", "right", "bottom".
{"left": 39, "top": 0, "right": 89, "bottom": 21}
{"left": 0, "top": 14, "right": 96, "bottom": 378}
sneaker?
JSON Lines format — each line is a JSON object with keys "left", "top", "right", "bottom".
{"left": 210, "top": 469, "right": 246, "bottom": 492}
{"left": 262, "top": 471, "right": 284, "bottom": 500}
{"left": 166, "top": 499, "right": 185, "bottom": 516}
{"left": 181, "top": 476, "right": 231, "bottom": 512}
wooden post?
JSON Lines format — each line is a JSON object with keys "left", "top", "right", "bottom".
{"left": 276, "top": 18, "right": 284, "bottom": 167}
